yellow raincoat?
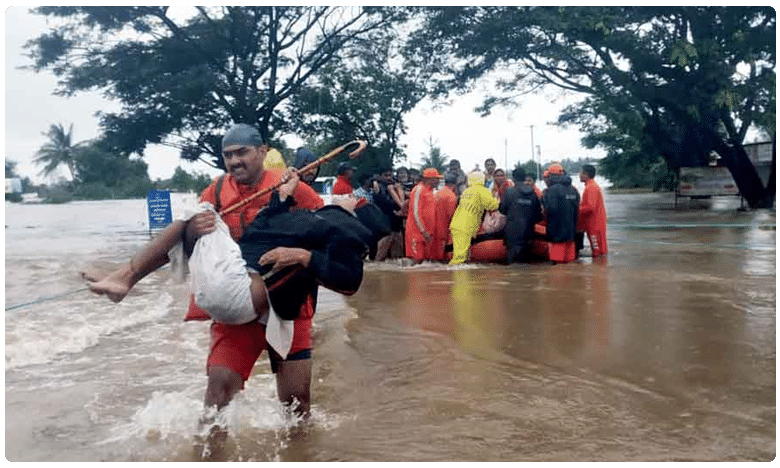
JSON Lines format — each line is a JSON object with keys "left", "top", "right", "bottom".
{"left": 263, "top": 148, "right": 287, "bottom": 170}
{"left": 448, "top": 172, "right": 499, "bottom": 264}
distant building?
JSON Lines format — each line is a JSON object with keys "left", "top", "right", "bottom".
{"left": 5, "top": 178, "right": 22, "bottom": 194}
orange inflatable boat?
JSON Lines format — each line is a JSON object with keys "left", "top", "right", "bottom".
{"left": 445, "top": 223, "right": 549, "bottom": 263}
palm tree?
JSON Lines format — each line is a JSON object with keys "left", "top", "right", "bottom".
{"left": 33, "top": 123, "right": 81, "bottom": 180}
{"left": 418, "top": 135, "right": 449, "bottom": 173}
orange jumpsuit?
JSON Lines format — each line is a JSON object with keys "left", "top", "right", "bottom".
{"left": 332, "top": 175, "right": 353, "bottom": 195}
{"left": 432, "top": 185, "right": 458, "bottom": 261}
{"left": 405, "top": 183, "right": 436, "bottom": 262}
{"left": 577, "top": 178, "right": 608, "bottom": 257}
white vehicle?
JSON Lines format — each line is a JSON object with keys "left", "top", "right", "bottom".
{"left": 311, "top": 176, "right": 335, "bottom": 195}
{"left": 311, "top": 176, "right": 335, "bottom": 204}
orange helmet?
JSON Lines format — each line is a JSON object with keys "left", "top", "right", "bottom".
{"left": 547, "top": 163, "right": 564, "bottom": 175}
{"left": 422, "top": 168, "right": 443, "bottom": 179}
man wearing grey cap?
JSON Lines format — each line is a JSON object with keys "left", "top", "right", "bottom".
{"left": 184, "top": 123, "right": 325, "bottom": 426}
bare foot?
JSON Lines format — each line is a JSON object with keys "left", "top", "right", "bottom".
{"left": 85, "top": 266, "right": 134, "bottom": 303}
{"left": 80, "top": 266, "right": 111, "bottom": 283}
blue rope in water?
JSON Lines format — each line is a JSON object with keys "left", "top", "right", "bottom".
{"left": 5, "top": 286, "right": 91, "bottom": 312}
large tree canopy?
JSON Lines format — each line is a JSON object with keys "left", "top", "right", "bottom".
{"left": 26, "top": 6, "right": 408, "bottom": 168}
{"left": 411, "top": 6, "right": 775, "bottom": 207}
{"left": 286, "top": 26, "right": 431, "bottom": 176}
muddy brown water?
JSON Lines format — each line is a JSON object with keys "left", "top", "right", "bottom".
{"left": 4, "top": 192, "right": 775, "bottom": 461}
{"left": 307, "top": 193, "right": 775, "bottom": 462}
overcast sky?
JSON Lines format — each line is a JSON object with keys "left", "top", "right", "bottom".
{"left": 4, "top": 6, "right": 606, "bottom": 185}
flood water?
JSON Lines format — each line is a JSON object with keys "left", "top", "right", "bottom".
{"left": 4, "top": 191, "right": 776, "bottom": 461}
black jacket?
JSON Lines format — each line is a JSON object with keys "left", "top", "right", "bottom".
{"left": 239, "top": 192, "right": 371, "bottom": 319}
{"left": 499, "top": 184, "right": 542, "bottom": 245}
{"left": 541, "top": 174, "right": 580, "bottom": 242}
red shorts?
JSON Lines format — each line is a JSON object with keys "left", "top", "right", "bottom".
{"left": 207, "top": 295, "right": 315, "bottom": 381}
{"left": 548, "top": 241, "right": 576, "bottom": 263}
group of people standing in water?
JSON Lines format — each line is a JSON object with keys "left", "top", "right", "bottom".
{"left": 83, "top": 125, "right": 608, "bottom": 456}
{"left": 326, "top": 156, "right": 608, "bottom": 266}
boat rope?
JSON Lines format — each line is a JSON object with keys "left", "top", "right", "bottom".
{"left": 5, "top": 286, "right": 91, "bottom": 312}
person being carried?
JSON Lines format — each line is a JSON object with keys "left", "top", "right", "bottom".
{"left": 85, "top": 175, "right": 370, "bottom": 323}
{"left": 448, "top": 171, "right": 499, "bottom": 265}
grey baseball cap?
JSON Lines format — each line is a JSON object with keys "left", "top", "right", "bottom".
{"left": 222, "top": 124, "right": 264, "bottom": 150}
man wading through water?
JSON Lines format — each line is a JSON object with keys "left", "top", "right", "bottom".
{"left": 82, "top": 124, "right": 374, "bottom": 455}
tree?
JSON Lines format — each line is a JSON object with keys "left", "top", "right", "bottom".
{"left": 168, "top": 166, "right": 213, "bottom": 193}
{"left": 6, "top": 160, "right": 18, "bottom": 178}
{"left": 412, "top": 6, "right": 775, "bottom": 207}
{"left": 286, "top": 23, "right": 429, "bottom": 176}
{"left": 68, "top": 139, "right": 150, "bottom": 191}
{"left": 418, "top": 135, "right": 449, "bottom": 172}
{"left": 33, "top": 123, "right": 81, "bottom": 180}
{"left": 26, "top": 6, "right": 409, "bottom": 169}
{"left": 514, "top": 160, "right": 543, "bottom": 182}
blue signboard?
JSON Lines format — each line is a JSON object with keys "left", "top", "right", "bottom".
{"left": 147, "top": 190, "right": 173, "bottom": 230}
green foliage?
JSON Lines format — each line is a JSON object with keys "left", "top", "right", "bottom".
{"left": 72, "top": 182, "right": 114, "bottom": 200}
{"left": 73, "top": 142, "right": 151, "bottom": 187}
{"left": 412, "top": 6, "right": 775, "bottom": 206}
{"left": 166, "top": 166, "right": 214, "bottom": 193}
{"left": 72, "top": 179, "right": 156, "bottom": 200}
{"left": 33, "top": 123, "right": 80, "bottom": 180}
{"left": 26, "top": 6, "right": 410, "bottom": 169}
{"left": 30, "top": 126, "right": 157, "bottom": 200}
{"left": 514, "top": 160, "right": 543, "bottom": 181}
{"left": 417, "top": 136, "right": 449, "bottom": 173}
{"left": 6, "top": 160, "right": 18, "bottom": 178}
{"left": 37, "top": 181, "right": 75, "bottom": 204}
{"left": 286, "top": 25, "right": 429, "bottom": 175}
{"left": 5, "top": 193, "right": 23, "bottom": 203}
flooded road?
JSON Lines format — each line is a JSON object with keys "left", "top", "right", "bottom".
{"left": 5, "top": 192, "right": 775, "bottom": 461}
{"left": 309, "top": 193, "right": 775, "bottom": 461}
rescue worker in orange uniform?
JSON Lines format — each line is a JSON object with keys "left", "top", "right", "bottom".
{"left": 577, "top": 164, "right": 608, "bottom": 258}
{"left": 332, "top": 162, "right": 355, "bottom": 196}
{"left": 405, "top": 168, "right": 442, "bottom": 263}
{"left": 432, "top": 171, "right": 459, "bottom": 261}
